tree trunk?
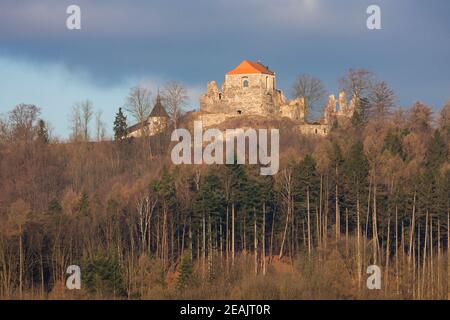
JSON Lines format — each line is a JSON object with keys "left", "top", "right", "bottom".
{"left": 189, "top": 217, "right": 193, "bottom": 261}
{"left": 315, "top": 206, "right": 320, "bottom": 251}
{"left": 307, "top": 186, "right": 311, "bottom": 256}
{"left": 385, "top": 216, "right": 391, "bottom": 295}
{"left": 270, "top": 206, "right": 276, "bottom": 263}
{"left": 364, "top": 175, "right": 372, "bottom": 268}
{"left": 162, "top": 206, "right": 168, "bottom": 268}
{"left": 319, "top": 175, "right": 323, "bottom": 250}
{"left": 335, "top": 167, "right": 340, "bottom": 241}
{"left": 324, "top": 174, "right": 329, "bottom": 250}
{"left": 254, "top": 208, "right": 258, "bottom": 275}
{"left": 243, "top": 217, "right": 246, "bottom": 252}
{"left": 232, "top": 203, "right": 235, "bottom": 266}
{"left": 262, "top": 203, "right": 266, "bottom": 275}
{"left": 345, "top": 208, "right": 349, "bottom": 256}
{"left": 181, "top": 218, "right": 186, "bottom": 258}
{"left": 208, "top": 215, "right": 213, "bottom": 281}
{"left": 226, "top": 205, "right": 229, "bottom": 265}
{"left": 356, "top": 194, "right": 361, "bottom": 289}
{"left": 279, "top": 197, "right": 291, "bottom": 260}
{"left": 437, "top": 219, "right": 441, "bottom": 298}
{"left": 401, "top": 222, "right": 405, "bottom": 267}
{"left": 202, "top": 213, "right": 206, "bottom": 274}
{"left": 417, "top": 222, "right": 421, "bottom": 299}
{"left": 430, "top": 214, "right": 434, "bottom": 298}
{"left": 372, "top": 178, "right": 378, "bottom": 264}
{"left": 219, "top": 217, "right": 223, "bottom": 260}
{"left": 19, "top": 228, "right": 23, "bottom": 299}
{"left": 408, "top": 192, "right": 417, "bottom": 264}
{"left": 40, "top": 252, "right": 44, "bottom": 298}
{"left": 395, "top": 205, "right": 399, "bottom": 294}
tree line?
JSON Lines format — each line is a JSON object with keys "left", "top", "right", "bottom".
{"left": 0, "top": 71, "right": 448, "bottom": 299}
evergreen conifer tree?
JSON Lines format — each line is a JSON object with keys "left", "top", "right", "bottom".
{"left": 113, "top": 107, "right": 128, "bottom": 141}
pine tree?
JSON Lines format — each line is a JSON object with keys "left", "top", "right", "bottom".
{"left": 84, "top": 254, "right": 125, "bottom": 297}
{"left": 383, "top": 129, "right": 404, "bottom": 159}
{"left": 329, "top": 142, "right": 344, "bottom": 240}
{"left": 351, "top": 97, "right": 370, "bottom": 127}
{"left": 293, "top": 155, "right": 319, "bottom": 255}
{"left": 425, "top": 130, "right": 448, "bottom": 171}
{"left": 113, "top": 107, "right": 128, "bottom": 141}
{"left": 342, "top": 141, "right": 369, "bottom": 210}
{"left": 224, "top": 163, "right": 247, "bottom": 265}
{"left": 342, "top": 141, "right": 369, "bottom": 286}
{"left": 78, "top": 192, "right": 90, "bottom": 216}
{"left": 177, "top": 249, "right": 194, "bottom": 291}
{"left": 151, "top": 167, "right": 177, "bottom": 267}
{"left": 36, "top": 119, "right": 49, "bottom": 144}
{"left": 47, "top": 198, "right": 62, "bottom": 215}
{"left": 193, "top": 171, "right": 225, "bottom": 281}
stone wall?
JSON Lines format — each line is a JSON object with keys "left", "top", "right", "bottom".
{"left": 280, "top": 98, "right": 305, "bottom": 121}
{"left": 198, "top": 62, "right": 358, "bottom": 136}
{"left": 296, "top": 123, "right": 329, "bottom": 136}
{"left": 200, "top": 73, "right": 284, "bottom": 116}
{"left": 126, "top": 116, "right": 168, "bottom": 138}
{"left": 198, "top": 113, "right": 238, "bottom": 128}
{"left": 222, "top": 73, "right": 276, "bottom": 115}
{"left": 324, "top": 92, "right": 356, "bottom": 124}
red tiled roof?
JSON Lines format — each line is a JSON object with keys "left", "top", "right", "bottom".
{"left": 227, "top": 60, "right": 274, "bottom": 75}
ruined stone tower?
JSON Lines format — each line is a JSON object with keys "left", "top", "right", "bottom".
{"left": 200, "top": 60, "right": 287, "bottom": 116}
{"left": 197, "top": 60, "right": 355, "bottom": 136}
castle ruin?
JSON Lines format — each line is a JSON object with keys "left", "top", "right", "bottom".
{"left": 199, "top": 60, "right": 356, "bottom": 135}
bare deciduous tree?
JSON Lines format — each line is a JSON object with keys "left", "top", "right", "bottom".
{"left": 81, "top": 101, "right": 94, "bottom": 141}
{"left": 161, "top": 81, "right": 189, "bottom": 129}
{"left": 368, "top": 81, "right": 396, "bottom": 119}
{"left": 339, "top": 68, "right": 374, "bottom": 100}
{"left": 408, "top": 101, "right": 433, "bottom": 133}
{"left": 69, "top": 104, "right": 82, "bottom": 141}
{"left": 136, "top": 192, "right": 157, "bottom": 253}
{"left": 125, "top": 86, "right": 152, "bottom": 129}
{"left": 95, "top": 110, "right": 106, "bottom": 141}
{"left": 291, "top": 74, "right": 327, "bottom": 121}
{"left": 0, "top": 115, "right": 10, "bottom": 142}
{"left": 70, "top": 100, "right": 93, "bottom": 141}
{"left": 8, "top": 104, "right": 41, "bottom": 144}
{"left": 438, "top": 100, "right": 450, "bottom": 134}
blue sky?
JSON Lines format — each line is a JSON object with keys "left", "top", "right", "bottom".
{"left": 1, "top": 0, "right": 449, "bottom": 138}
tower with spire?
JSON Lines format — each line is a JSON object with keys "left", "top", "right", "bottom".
{"left": 126, "top": 94, "right": 170, "bottom": 138}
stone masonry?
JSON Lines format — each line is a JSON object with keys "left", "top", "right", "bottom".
{"left": 198, "top": 60, "right": 356, "bottom": 136}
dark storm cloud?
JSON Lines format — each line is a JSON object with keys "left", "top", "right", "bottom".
{"left": 0, "top": 0, "right": 378, "bottom": 84}
{"left": 0, "top": 0, "right": 449, "bottom": 105}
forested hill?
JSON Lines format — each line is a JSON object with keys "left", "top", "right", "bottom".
{"left": 0, "top": 100, "right": 449, "bottom": 299}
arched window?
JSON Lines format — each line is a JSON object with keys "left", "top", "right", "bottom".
{"left": 242, "top": 77, "right": 249, "bottom": 88}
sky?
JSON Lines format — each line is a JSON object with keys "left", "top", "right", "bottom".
{"left": 0, "top": 0, "right": 449, "bottom": 138}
